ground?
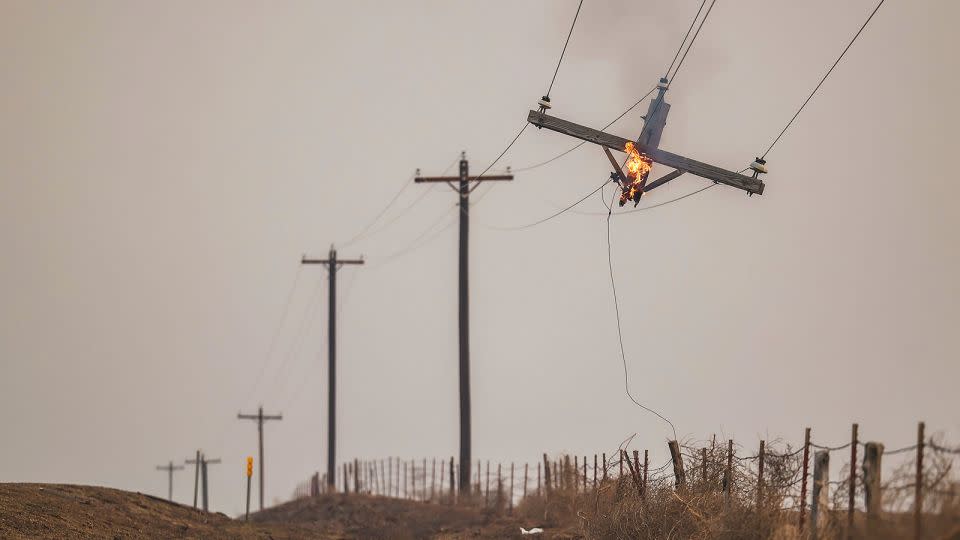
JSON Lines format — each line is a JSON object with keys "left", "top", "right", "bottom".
{"left": 0, "top": 484, "right": 576, "bottom": 539}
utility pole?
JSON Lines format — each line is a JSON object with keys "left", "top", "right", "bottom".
{"left": 237, "top": 406, "right": 282, "bottom": 510}
{"left": 155, "top": 460, "right": 184, "bottom": 502}
{"left": 200, "top": 455, "right": 221, "bottom": 512}
{"left": 414, "top": 153, "right": 514, "bottom": 493}
{"left": 527, "top": 78, "right": 766, "bottom": 199}
{"left": 186, "top": 450, "right": 201, "bottom": 508}
{"left": 301, "top": 246, "right": 363, "bottom": 490}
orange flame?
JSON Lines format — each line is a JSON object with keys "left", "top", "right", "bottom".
{"left": 620, "top": 142, "right": 653, "bottom": 206}
{"left": 624, "top": 141, "right": 652, "bottom": 180}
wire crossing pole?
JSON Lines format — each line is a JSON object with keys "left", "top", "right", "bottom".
{"left": 155, "top": 460, "right": 184, "bottom": 502}
{"left": 237, "top": 406, "right": 282, "bottom": 510}
{"left": 301, "top": 246, "right": 363, "bottom": 490}
{"left": 415, "top": 153, "right": 514, "bottom": 495}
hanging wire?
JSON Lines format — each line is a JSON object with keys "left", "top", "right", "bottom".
{"left": 606, "top": 189, "right": 678, "bottom": 441}
{"left": 760, "top": 0, "right": 886, "bottom": 159}
{"left": 545, "top": 0, "right": 585, "bottom": 99}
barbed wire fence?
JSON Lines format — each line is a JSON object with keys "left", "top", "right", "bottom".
{"left": 287, "top": 422, "right": 959, "bottom": 538}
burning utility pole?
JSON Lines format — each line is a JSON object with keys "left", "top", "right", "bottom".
{"left": 528, "top": 79, "right": 766, "bottom": 199}
{"left": 301, "top": 247, "right": 364, "bottom": 491}
{"left": 414, "top": 153, "right": 514, "bottom": 494}
{"left": 237, "top": 406, "right": 282, "bottom": 510}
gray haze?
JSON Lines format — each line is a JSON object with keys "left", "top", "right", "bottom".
{"left": 1, "top": 0, "right": 958, "bottom": 514}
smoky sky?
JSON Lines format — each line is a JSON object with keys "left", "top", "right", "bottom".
{"left": 1, "top": 0, "right": 957, "bottom": 514}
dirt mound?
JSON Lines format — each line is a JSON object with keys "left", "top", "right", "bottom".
{"left": 251, "top": 493, "right": 535, "bottom": 539}
{"left": 0, "top": 483, "right": 308, "bottom": 539}
{"left": 0, "top": 484, "right": 566, "bottom": 539}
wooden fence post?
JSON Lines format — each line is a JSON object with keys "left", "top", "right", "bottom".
{"left": 583, "top": 455, "right": 587, "bottom": 492}
{"left": 701, "top": 448, "right": 708, "bottom": 488}
{"left": 524, "top": 463, "right": 529, "bottom": 500}
{"left": 799, "top": 427, "right": 811, "bottom": 535}
{"left": 724, "top": 439, "right": 733, "bottom": 507}
{"left": 431, "top": 458, "right": 436, "bottom": 501}
{"left": 668, "top": 440, "right": 686, "bottom": 489}
{"left": 497, "top": 463, "right": 503, "bottom": 511}
{"left": 757, "top": 440, "right": 766, "bottom": 507}
{"left": 344, "top": 463, "right": 350, "bottom": 494}
{"left": 485, "top": 461, "right": 490, "bottom": 507}
{"left": 811, "top": 450, "right": 829, "bottom": 540}
{"left": 848, "top": 423, "right": 859, "bottom": 540}
{"left": 509, "top": 463, "right": 515, "bottom": 513}
{"left": 593, "top": 454, "right": 597, "bottom": 490}
{"left": 538, "top": 461, "right": 542, "bottom": 496}
{"left": 354, "top": 458, "right": 360, "bottom": 494}
{"left": 642, "top": 450, "right": 649, "bottom": 502}
{"left": 449, "top": 456, "right": 455, "bottom": 503}
{"left": 602, "top": 453, "right": 607, "bottom": 483}
{"left": 623, "top": 450, "right": 643, "bottom": 497}
{"left": 477, "top": 460, "right": 481, "bottom": 495}
{"left": 916, "top": 421, "right": 925, "bottom": 540}
{"left": 863, "top": 442, "right": 883, "bottom": 533}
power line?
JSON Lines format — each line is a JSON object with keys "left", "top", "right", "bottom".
{"left": 482, "top": 178, "right": 610, "bottom": 231}
{"left": 339, "top": 171, "right": 416, "bottom": 248}
{"left": 664, "top": 0, "right": 708, "bottom": 78}
{"left": 239, "top": 264, "right": 305, "bottom": 408}
{"left": 545, "top": 0, "right": 585, "bottom": 99}
{"left": 369, "top": 205, "right": 458, "bottom": 268}
{"left": 667, "top": 0, "right": 717, "bottom": 87}
{"left": 467, "top": 123, "right": 528, "bottom": 207}
{"left": 760, "top": 0, "right": 886, "bottom": 159}
{"left": 605, "top": 190, "right": 678, "bottom": 441}
{"left": 513, "top": 86, "right": 657, "bottom": 173}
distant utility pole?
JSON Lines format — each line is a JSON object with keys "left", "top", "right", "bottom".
{"left": 201, "top": 455, "right": 221, "bottom": 511}
{"left": 155, "top": 460, "right": 184, "bottom": 502}
{"left": 237, "top": 406, "right": 282, "bottom": 510}
{"left": 414, "top": 153, "right": 514, "bottom": 493}
{"left": 186, "top": 450, "right": 201, "bottom": 508}
{"left": 301, "top": 246, "right": 364, "bottom": 490}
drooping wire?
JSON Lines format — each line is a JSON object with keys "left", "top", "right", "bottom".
{"left": 368, "top": 205, "right": 458, "bottom": 269}
{"left": 760, "top": 0, "right": 886, "bottom": 159}
{"left": 545, "top": 0, "right": 585, "bottom": 99}
{"left": 513, "top": 86, "right": 658, "bottom": 173}
{"left": 239, "top": 264, "right": 305, "bottom": 408}
{"left": 606, "top": 191, "right": 678, "bottom": 441}
{"left": 339, "top": 171, "right": 416, "bottom": 248}
{"left": 483, "top": 178, "right": 610, "bottom": 231}
{"left": 664, "top": 0, "right": 708, "bottom": 79}
{"left": 467, "top": 122, "right": 529, "bottom": 207}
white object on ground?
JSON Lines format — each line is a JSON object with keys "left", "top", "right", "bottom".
{"left": 520, "top": 527, "right": 544, "bottom": 535}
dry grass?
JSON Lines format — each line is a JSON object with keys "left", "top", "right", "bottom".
{"left": 502, "top": 445, "right": 960, "bottom": 540}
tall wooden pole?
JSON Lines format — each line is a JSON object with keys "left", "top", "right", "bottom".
{"left": 915, "top": 421, "right": 925, "bottom": 540}
{"left": 415, "top": 157, "right": 513, "bottom": 493}
{"left": 799, "top": 427, "right": 812, "bottom": 534}
{"left": 848, "top": 423, "right": 858, "bottom": 540}
{"left": 301, "top": 249, "right": 363, "bottom": 488}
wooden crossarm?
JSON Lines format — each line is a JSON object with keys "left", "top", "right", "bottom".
{"left": 527, "top": 110, "right": 764, "bottom": 195}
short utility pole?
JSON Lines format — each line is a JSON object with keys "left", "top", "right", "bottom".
{"left": 155, "top": 460, "right": 184, "bottom": 502}
{"left": 528, "top": 78, "right": 767, "bottom": 200}
{"left": 414, "top": 153, "right": 514, "bottom": 494}
{"left": 186, "top": 450, "right": 201, "bottom": 508}
{"left": 237, "top": 406, "right": 282, "bottom": 510}
{"left": 301, "top": 246, "right": 363, "bottom": 491}
{"left": 200, "top": 455, "right": 221, "bottom": 511}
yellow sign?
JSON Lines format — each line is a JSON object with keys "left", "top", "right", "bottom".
{"left": 246, "top": 456, "right": 253, "bottom": 477}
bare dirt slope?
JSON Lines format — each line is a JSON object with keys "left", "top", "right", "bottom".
{"left": 0, "top": 483, "right": 310, "bottom": 539}
{"left": 0, "top": 484, "right": 572, "bottom": 539}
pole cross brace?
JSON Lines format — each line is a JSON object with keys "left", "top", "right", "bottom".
{"left": 526, "top": 110, "right": 764, "bottom": 196}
